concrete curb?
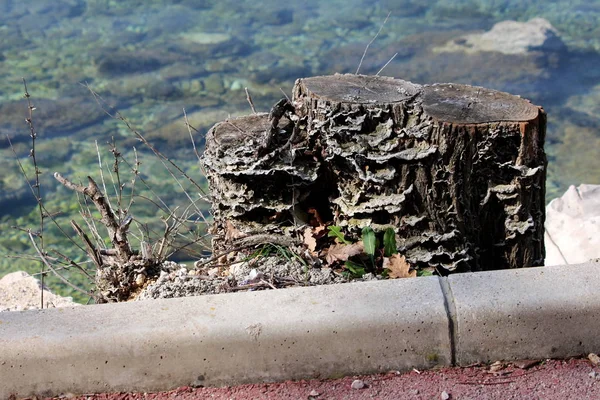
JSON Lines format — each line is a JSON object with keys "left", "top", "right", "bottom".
{"left": 1, "top": 262, "right": 599, "bottom": 398}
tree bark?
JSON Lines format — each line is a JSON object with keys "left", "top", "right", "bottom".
{"left": 204, "top": 74, "right": 546, "bottom": 272}
{"left": 203, "top": 111, "right": 320, "bottom": 252}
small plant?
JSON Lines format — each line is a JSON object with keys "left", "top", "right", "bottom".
{"left": 322, "top": 225, "right": 420, "bottom": 279}
{"left": 10, "top": 82, "right": 212, "bottom": 304}
{"left": 247, "top": 243, "right": 308, "bottom": 268}
{"left": 327, "top": 225, "right": 351, "bottom": 245}
{"left": 383, "top": 227, "right": 397, "bottom": 257}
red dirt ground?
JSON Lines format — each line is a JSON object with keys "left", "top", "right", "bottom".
{"left": 51, "top": 357, "right": 599, "bottom": 400}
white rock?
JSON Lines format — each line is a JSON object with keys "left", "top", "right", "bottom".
{"left": 135, "top": 273, "right": 146, "bottom": 286}
{"left": 436, "top": 18, "right": 564, "bottom": 55}
{"left": 247, "top": 269, "right": 261, "bottom": 281}
{"left": 545, "top": 184, "right": 600, "bottom": 265}
{"left": 351, "top": 379, "right": 365, "bottom": 389}
{"left": 179, "top": 32, "right": 231, "bottom": 45}
{"left": 207, "top": 267, "right": 220, "bottom": 278}
{"left": 0, "top": 271, "right": 79, "bottom": 312}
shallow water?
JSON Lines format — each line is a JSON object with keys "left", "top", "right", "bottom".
{"left": 1, "top": 0, "right": 599, "bottom": 300}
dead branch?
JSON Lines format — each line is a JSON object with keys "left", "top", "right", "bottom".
{"left": 54, "top": 172, "right": 133, "bottom": 263}
{"left": 70, "top": 220, "right": 103, "bottom": 269}
{"left": 28, "top": 231, "right": 94, "bottom": 298}
{"left": 356, "top": 11, "right": 391, "bottom": 74}
{"left": 245, "top": 87, "right": 257, "bottom": 114}
{"left": 47, "top": 248, "right": 95, "bottom": 280}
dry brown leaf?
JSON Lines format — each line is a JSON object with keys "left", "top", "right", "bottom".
{"left": 307, "top": 207, "right": 325, "bottom": 226}
{"left": 589, "top": 353, "right": 600, "bottom": 366}
{"left": 325, "top": 242, "right": 364, "bottom": 265}
{"left": 224, "top": 220, "right": 246, "bottom": 241}
{"left": 383, "top": 254, "right": 416, "bottom": 279}
{"left": 487, "top": 360, "right": 507, "bottom": 375}
{"left": 313, "top": 224, "right": 326, "bottom": 235}
{"left": 303, "top": 227, "right": 318, "bottom": 253}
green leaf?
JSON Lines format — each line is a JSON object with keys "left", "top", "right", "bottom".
{"left": 383, "top": 228, "right": 397, "bottom": 257}
{"left": 362, "top": 226, "right": 376, "bottom": 257}
{"left": 418, "top": 269, "right": 435, "bottom": 277}
{"left": 327, "top": 226, "right": 351, "bottom": 245}
{"left": 344, "top": 260, "right": 366, "bottom": 277}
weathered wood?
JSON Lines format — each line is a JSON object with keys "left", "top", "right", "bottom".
{"left": 204, "top": 74, "right": 546, "bottom": 272}
{"left": 422, "top": 83, "right": 540, "bottom": 124}
{"left": 203, "top": 112, "right": 320, "bottom": 251}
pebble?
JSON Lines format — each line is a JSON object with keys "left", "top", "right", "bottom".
{"left": 441, "top": 391, "right": 450, "bottom": 400}
{"left": 351, "top": 379, "right": 365, "bottom": 390}
{"left": 308, "top": 389, "right": 320, "bottom": 397}
{"left": 589, "top": 371, "right": 598, "bottom": 379}
{"left": 207, "top": 267, "right": 220, "bottom": 278}
{"left": 134, "top": 273, "right": 146, "bottom": 286}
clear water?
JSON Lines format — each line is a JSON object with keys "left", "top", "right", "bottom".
{"left": 1, "top": 0, "right": 599, "bottom": 301}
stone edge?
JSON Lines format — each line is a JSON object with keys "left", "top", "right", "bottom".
{"left": 0, "top": 262, "right": 598, "bottom": 398}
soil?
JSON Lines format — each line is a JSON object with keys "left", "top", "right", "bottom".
{"left": 49, "top": 357, "right": 600, "bottom": 400}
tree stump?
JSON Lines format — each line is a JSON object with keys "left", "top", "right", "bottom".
{"left": 203, "top": 110, "right": 320, "bottom": 253}
{"left": 203, "top": 74, "right": 546, "bottom": 272}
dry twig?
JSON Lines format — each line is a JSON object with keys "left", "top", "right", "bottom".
{"left": 356, "top": 11, "right": 391, "bottom": 75}
{"left": 54, "top": 173, "right": 134, "bottom": 263}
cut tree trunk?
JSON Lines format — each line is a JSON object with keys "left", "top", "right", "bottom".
{"left": 203, "top": 111, "right": 319, "bottom": 253}
{"left": 203, "top": 74, "right": 546, "bottom": 272}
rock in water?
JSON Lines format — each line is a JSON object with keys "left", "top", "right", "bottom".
{"left": 435, "top": 18, "right": 565, "bottom": 55}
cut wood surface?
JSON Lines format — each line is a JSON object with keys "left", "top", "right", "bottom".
{"left": 422, "top": 83, "right": 540, "bottom": 124}
{"left": 295, "top": 74, "right": 421, "bottom": 104}
{"left": 203, "top": 74, "right": 546, "bottom": 272}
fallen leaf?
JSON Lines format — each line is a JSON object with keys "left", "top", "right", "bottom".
{"left": 589, "top": 353, "right": 600, "bottom": 366}
{"left": 383, "top": 254, "right": 416, "bottom": 278}
{"left": 313, "top": 224, "right": 326, "bottom": 235}
{"left": 307, "top": 207, "right": 325, "bottom": 226}
{"left": 324, "top": 242, "right": 364, "bottom": 265}
{"left": 303, "top": 227, "right": 318, "bottom": 253}
{"left": 224, "top": 220, "right": 246, "bottom": 241}
{"left": 488, "top": 361, "right": 505, "bottom": 373}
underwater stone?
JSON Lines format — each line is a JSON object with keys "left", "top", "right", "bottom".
{"left": 95, "top": 51, "right": 163, "bottom": 77}
{"left": 435, "top": 18, "right": 566, "bottom": 56}
{"left": 0, "top": 97, "right": 107, "bottom": 148}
